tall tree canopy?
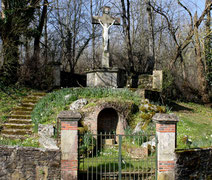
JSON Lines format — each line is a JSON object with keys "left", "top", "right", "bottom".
{"left": 0, "top": 0, "right": 211, "bottom": 102}
{"left": 0, "top": 0, "right": 41, "bottom": 83}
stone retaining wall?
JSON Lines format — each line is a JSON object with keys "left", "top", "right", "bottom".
{"left": 175, "top": 148, "right": 212, "bottom": 180}
{"left": 0, "top": 145, "right": 61, "bottom": 180}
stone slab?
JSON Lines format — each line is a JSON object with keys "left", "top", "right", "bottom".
{"left": 58, "top": 111, "right": 81, "bottom": 121}
{"left": 86, "top": 68, "right": 126, "bottom": 88}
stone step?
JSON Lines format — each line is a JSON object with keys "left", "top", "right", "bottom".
{"left": 9, "top": 115, "right": 31, "bottom": 119}
{"left": 22, "top": 99, "right": 38, "bottom": 104}
{"left": 12, "top": 111, "right": 31, "bottom": 115}
{"left": 14, "top": 107, "right": 33, "bottom": 111}
{"left": 21, "top": 103, "right": 35, "bottom": 108}
{"left": 1, "top": 91, "right": 46, "bottom": 139}
{"left": 4, "top": 123, "right": 33, "bottom": 130}
{"left": 1, "top": 134, "right": 29, "bottom": 140}
{"left": 31, "top": 92, "right": 46, "bottom": 97}
{"left": 24, "top": 96, "right": 42, "bottom": 100}
{"left": 7, "top": 119, "right": 32, "bottom": 124}
{"left": 1, "top": 129, "right": 32, "bottom": 135}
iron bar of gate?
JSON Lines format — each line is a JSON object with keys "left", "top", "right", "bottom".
{"left": 109, "top": 132, "right": 111, "bottom": 179}
{"left": 104, "top": 132, "right": 106, "bottom": 179}
{"left": 118, "top": 135, "right": 122, "bottom": 180}
{"left": 92, "top": 136, "right": 93, "bottom": 180}
{"left": 78, "top": 131, "right": 156, "bottom": 180}
{"left": 96, "top": 134, "right": 99, "bottom": 180}
{"left": 155, "top": 134, "right": 158, "bottom": 180}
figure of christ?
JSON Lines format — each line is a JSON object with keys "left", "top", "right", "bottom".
{"left": 98, "top": 19, "right": 115, "bottom": 52}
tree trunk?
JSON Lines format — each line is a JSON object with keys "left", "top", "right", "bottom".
{"left": 146, "top": 0, "right": 155, "bottom": 70}
{"left": 34, "top": 0, "right": 48, "bottom": 63}
{"left": 0, "top": 0, "right": 19, "bottom": 83}
{"left": 90, "top": 0, "right": 96, "bottom": 69}
{"left": 71, "top": 0, "right": 77, "bottom": 74}
{"left": 1, "top": 36, "right": 19, "bottom": 83}
{"left": 205, "top": 0, "right": 211, "bottom": 81}
{"left": 121, "top": 0, "right": 134, "bottom": 74}
{"left": 44, "top": 13, "right": 48, "bottom": 64}
{"left": 194, "top": 12, "right": 209, "bottom": 103}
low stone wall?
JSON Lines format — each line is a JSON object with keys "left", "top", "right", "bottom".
{"left": 0, "top": 145, "right": 61, "bottom": 180}
{"left": 138, "top": 74, "right": 153, "bottom": 89}
{"left": 175, "top": 148, "right": 212, "bottom": 180}
{"left": 138, "top": 70, "right": 163, "bottom": 92}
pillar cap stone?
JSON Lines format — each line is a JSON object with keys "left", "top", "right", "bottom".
{"left": 152, "top": 113, "right": 179, "bottom": 123}
{"left": 57, "top": 110, "right": 81, "bottom": 121}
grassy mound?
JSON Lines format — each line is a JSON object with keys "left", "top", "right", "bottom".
{"left": 2, "top": 86, "right": 210, "bottom": 149}
{"left": 32, "top": 88, "right": 165, "bottom": 131}
{"left": 32, "top": 88, "right": 141, "bottom": 126}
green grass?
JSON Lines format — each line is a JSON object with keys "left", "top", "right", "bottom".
{"left": 32, "top": 87, "right": 165, "bottom": 134}
{"left": 173, "top": 102, "right": 212, "bottom": 149}
{"left": 0, "top": 85, "right": 39, "bottom": 147}
{"left": 1, "top": 85, "right": 211, "bottom": 149}
{"left": 32, "top": 88, "right": 141, "bottom": 127}
{"left": 79, "top": 144, "right": 155, "bottom": 172}
{"left": 79, "top": 131, "right": 156, "bottom": 174}
{"left": 0, "top": 135, "right": 39, "bottom": 147}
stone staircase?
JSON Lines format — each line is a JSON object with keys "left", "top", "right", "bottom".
{"left": 1, "top": 92, "right": 46, "bottom": 139}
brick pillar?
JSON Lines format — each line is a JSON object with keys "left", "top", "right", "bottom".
{"left": 58, "top": 111, "right": 81, "bottom": 180}
{"left": 153, "top": 113, "right": 179, "bottom": 180}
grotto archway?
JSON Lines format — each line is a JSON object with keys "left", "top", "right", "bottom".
{"left": 97, "top": 108, "right": 118, "bottom": 134}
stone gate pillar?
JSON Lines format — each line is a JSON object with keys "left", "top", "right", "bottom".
{"left": 58, "top": 111, "right": 81, "bottom": 180}
{"left": 153, "top": 113, "right": 179, "bottom": 180}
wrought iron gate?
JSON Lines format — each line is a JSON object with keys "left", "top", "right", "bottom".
{"left": 78, "top": 132, "right": 157, "bottom": 180}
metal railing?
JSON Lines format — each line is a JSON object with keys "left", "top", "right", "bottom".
{"left": 78, "top": 131, "right": 156, "bottom": 180}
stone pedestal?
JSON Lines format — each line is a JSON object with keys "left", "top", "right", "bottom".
{"left": 50, "top": 62, "right": 61, "bottom": 87}
{"left": 102, "top": 51, "right": 110, "bottom": 68}
{"left": 86, "top": 68, "right": 126, "bottom": 88}
{"left": 153, "top": 113, "right": 179, "bottom": 180}
{"left": 58, "top": 111, "right": 81, "bottom": 180}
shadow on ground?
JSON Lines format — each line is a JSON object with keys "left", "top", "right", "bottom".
{"left": 168, "top": 102, "right": 193, "bottom": 112}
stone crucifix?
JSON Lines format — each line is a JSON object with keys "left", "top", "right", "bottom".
{"left": 92, "top": 6, "right": 120, "bottom": 68}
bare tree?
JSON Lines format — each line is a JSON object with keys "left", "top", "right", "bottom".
{"left": 149, "top": 0, "right": 212, "bottom": 102}
{"left": 34, "top": 0, "right": 48, "bottom": 63}
{"left": 205, "top": 0, "right": 211, "bottom": 87}
{"left": 50, "top": 0, "right": 93, "bottom": 73}
{"left": 146, "top": 0, "right": 155, "bottom": 69}
{"left": 120, "top": 0, "right": 134, "bottom": 74}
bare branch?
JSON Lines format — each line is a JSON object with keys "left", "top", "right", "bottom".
{"left": 177, "top": 0, "right": 193, "bottom": 28}
{"left": 149, "top": 3, "right": 179, "bottom": 47}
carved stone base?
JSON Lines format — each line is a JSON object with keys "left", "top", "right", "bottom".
{"left": 86, "top": 68, "right": 126, "bottom": 88}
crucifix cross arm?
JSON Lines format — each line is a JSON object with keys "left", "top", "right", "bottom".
{"left": 98, "top": 19, "right": 115, "bottom": 28}
{"left": 92, "top": 16, "right": 120, "bottom": 26}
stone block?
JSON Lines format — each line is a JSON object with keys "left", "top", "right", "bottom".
{"left": 0, "top": 146, "right": 61, "bottom": 179}
{"left": 86, "top": 68, "right": 126, "bottom": 88}
{"left": 153, "top": 70, "right": 163, "bottom": 92}
{"left": 138, "top": 74, "right": 153, "bottom": 89}
{"left": 57, "top": 111, "right": 81, "bottom": 121}
{"left": 103, "top": 139, "right": 115, "bottom": 145}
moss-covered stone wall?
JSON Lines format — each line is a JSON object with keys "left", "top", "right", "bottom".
{"left": 175, "top": 148, "right": 212, "bottom": 180}
{"left": 0, "top": 146, "right": 61, "bottom": 180}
